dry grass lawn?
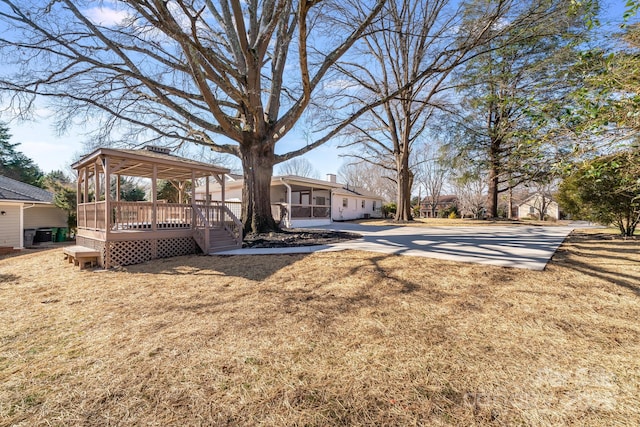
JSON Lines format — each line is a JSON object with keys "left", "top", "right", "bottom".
{"left": 1, "top": 231, "right": 639, "bottom": 426}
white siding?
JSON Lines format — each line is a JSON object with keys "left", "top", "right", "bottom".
{"left": 198, "top": 186, "right": 242, "bottom": 201}
{"left": 0, "top": 204, "right": 21, "bottom": 248}
{"left": 23, "top": 205, "right": 67, "bottom": 228}
{"left": 331, "top": 194, "right": 383, "bottom": 220}
{"left": 271, "top": 186, "right": 287, "bottom": 203}
{"left": 331, "top": 195, "right": 359, "bottom": 220}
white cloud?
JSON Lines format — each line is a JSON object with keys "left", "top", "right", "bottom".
{"left": 84, "top": 7, "right": 131, "bottom": 26}
{"left": 324, "top": 79, "right": 361, "bottom": 92}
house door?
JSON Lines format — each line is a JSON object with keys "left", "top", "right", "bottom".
{"left": 300, "top": 192, "right": 310, "bottom": 205}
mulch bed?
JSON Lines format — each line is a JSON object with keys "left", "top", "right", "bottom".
{"left": 242, "top": 228, "right": 360, "bottom": 248}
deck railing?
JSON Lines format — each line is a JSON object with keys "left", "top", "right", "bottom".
{"left": 193, "top": 207, "right": 210, "bottom": 251}
{"left": 109, "top": 201, "right": 193, "bottom": 230}
{"left": 196, "top": 204, "right": 242, "bottom": 242}
{"left": 78, "top": 201, "right": 106, "bottom": 230}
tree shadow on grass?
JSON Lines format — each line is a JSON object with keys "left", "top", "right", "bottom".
{"left": 0, "top": 273, "right": 20, "bottom": 283}
{"left": 123, "top": 253, "right": 311, "bottom": 281}
{"left": 130, "top": 251, "right": 449, "bottom": 336}
{"left": 553, "top": 235, "right": 640, "bottom": 296}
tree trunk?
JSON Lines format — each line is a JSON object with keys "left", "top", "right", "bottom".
{"left": 395, "top": 155, "right": 414, "bottom": 222}
{"left": 486, "top": 140, "right": 500, "bottom": 218}
{"left": 240, "top": 143, "right": 279, "bottom": 234}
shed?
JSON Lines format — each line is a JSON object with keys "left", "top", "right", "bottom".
{"left": 0, "top": 175, "right": 68, "bottom": 248}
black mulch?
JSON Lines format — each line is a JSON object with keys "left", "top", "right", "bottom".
{"left": 242, "top": 229, "right": 361, "bottom": 248}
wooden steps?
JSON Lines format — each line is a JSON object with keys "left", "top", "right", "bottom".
{"left": 207, "top": 228, "right": 241, "bottom": 253}
{"left": 63, "top": 245, "right": 100, "bottom": 269}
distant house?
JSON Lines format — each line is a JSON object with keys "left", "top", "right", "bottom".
{"left": 419, "top": 195, "right": 458, "bottom": 218}
{"left": 0, "top": 175, "right": 68, "bottom": 248}
{"left": 196, "top": 173, "right": 383, "bottom": 228}
{"left": 517, "top": 193, "right": 560, "bottom": 220}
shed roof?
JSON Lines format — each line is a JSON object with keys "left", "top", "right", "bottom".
{"left": 72, "top": 146, "right": 230, "bottom": 180}
{"left": 0, "top": 175, "right": 53, "bottom": 203}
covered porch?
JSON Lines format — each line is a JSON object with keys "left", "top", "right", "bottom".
{"left": 73, "top": 146, "right": 242, "bottom": 268}
{"left": 272, "top": 176, "right": 341, "bottom": 228}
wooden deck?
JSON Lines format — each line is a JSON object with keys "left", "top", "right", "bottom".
{"left": 71, "top": 146, "right": 241, "bottom": 269}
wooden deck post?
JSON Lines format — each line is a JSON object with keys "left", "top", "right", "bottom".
{"left": 152, "top": 164, "right": 157, "bottom": 232}
{"left": 94, "top": 163, "right": 99, "bottom": 230}
{"left": 104, "top": 157, "right": 111, "bottom": 233}
{"left": 115, "top": 174, "right": 121, "bottom": 201}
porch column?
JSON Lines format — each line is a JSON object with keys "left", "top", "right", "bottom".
{"left": 286, "top": 182, "right": 292, "bottom": 227}
{"left": 94, "top": 163, "right": 100, "bottom": 230}
{"left": 151, "top": 164, "right": 157, "bottom": 231}
{"left": 204, "top": 176, "right": 209, "bottom": 204}
{"left": 115, "top": 174, "right": 121, "bottom": 201}
{"left": 191, "top": 171, "right": 197, "bottom": 224}
{"left": 220, "top": 173, "right": 225, "bottom": 207}
{"left": 104, "top": 157, "right": 111, "bottom": 233}
{"left": 310, "top": 187, "right": 314, "bottom": 218}
{"left": 191, "top": 173, "right": 196, "bottom": 202}
{"left": 77, "top": 168, "right": 83, "bottom": 229}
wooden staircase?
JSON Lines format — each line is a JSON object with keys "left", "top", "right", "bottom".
{"left": 192, "top": 203, "right": 243, "bottom": 254}
{"left": 207, "top": 227, "right": 242, "bottom": 253}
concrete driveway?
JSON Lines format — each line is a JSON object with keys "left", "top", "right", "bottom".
{"left": 217, "top": 223, "right": 575, "bottom": 271}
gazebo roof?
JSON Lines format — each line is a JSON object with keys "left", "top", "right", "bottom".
{"left": 72, "top": 146, "right": 229, "bottom": 180}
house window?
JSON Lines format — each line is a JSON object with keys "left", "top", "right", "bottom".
{"left": 316, "top": 196, "right": 326, "bottom": 206}
{"left": 529, "top": 206, "right": 535, "bottom": 214}
{"left": 361, "top": 200, "right": 365, "bottom": 209}
{"left": 342, "top": 198, "right": 348, "bottom": 208}
{"left": 372, "top": 201, "right": 376, "bottom": 211}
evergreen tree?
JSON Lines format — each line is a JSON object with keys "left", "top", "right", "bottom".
{"left": 449, "top": 1, "right": 590, "bottom": 218}
{"left": 558, "top": 150, "right": 640, "bottom": 236}
{"left": 0, "top": 122, "right": 43, "bottom": 186}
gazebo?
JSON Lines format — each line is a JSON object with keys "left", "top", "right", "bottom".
{"left": 72, "top": 146, "right": 242, "bottom": 268}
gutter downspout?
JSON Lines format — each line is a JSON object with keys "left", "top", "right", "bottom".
{"left": 280, "top": 177, "right": 292, "bottom": 228}
{"left": 329, "top": 189, "right": 334, "bottom": 223}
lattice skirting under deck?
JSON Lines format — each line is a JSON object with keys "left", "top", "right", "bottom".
{"left": 157, "top": 237, "right": 197, "bottom": 259}
{"left": 76, "top": 236, "right": 199, "bottom": 268}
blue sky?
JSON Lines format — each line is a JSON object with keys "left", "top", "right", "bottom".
{"left": 1, "top": 1, "right": 634, "bottom": 177}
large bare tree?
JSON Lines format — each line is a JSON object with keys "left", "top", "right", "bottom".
{"left": 335, "top": 0, "right": 512, "bottom": 221}
{"left": 0, "top": 0, "right": 384, "bottom": 233}
{"left": 276, "top": 157, "right": 319, "bottom": 178}
{"left": 337, "top": 160, "right": 396, "bottom": 202}
{"left": 415, "top": 142, "right": 449, "bottom": 218}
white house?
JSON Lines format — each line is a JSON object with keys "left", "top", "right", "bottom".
{"left": 331, "top": 186, "right": 383, "bottom": 221}
{"left": 517, "top": 193, "right": 560, "bottom": 220}
{"left": 0, "top": 175, "right": 68, "bottom": 248}
{"left": 196, "top": 174, "right": 383, "bottom": 228}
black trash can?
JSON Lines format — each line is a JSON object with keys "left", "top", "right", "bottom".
{"left": 34, "top": 228, "right": 53, "bottom": 243}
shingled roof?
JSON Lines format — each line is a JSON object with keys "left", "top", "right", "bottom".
{"left": 0, "top": 175, "right": 53, "bottom": 203}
